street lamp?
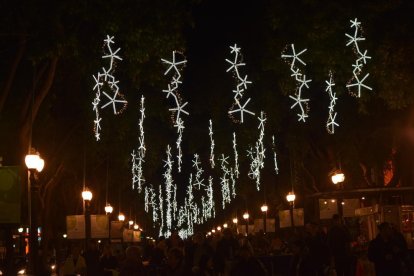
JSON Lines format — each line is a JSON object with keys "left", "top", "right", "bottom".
{"left": 25, "top": 150, "right": 44, "bottom": 275}
{"left": 133, "top": 224, "right": 139, "bottom": 230}
{"left": 118, "top": 213, "right": 125, "bottom": 222}
{"left": 232, "top": 218, "right": 238, "bottom": 224}
{"left": 261, "top": 204, "right": 268, "bottom": 234}
{"left": 217, "top": 226, "right": 221, "bottom": 231}
{"left": 128, "top": 220, "right": 134, "bottom": 228}
{"left": 286, "top": 192, "right": 296, "bottom": 230}
{"left": 331, "top": 171, "right": 345, "bottom": 185}
{"left": 223, "top": 223, "right": 228, "bottom": 228}
{"left": 82, "top": 189, "right": 92, "bottom": 247}
{"left": 243, "top": 212, "right": 249, "bottom": 235}
{"left": 105, "top": 204, "right": 113, "bottom": 214}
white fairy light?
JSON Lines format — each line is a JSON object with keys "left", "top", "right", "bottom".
{"left": 281, "top": 44, "right": 311, "bottom": 122}
{"left": 230, "top": 168, "right": 236, "bottom": 199}
{"left": 163, "top": 145, "right": 174, "bottom": 233}
{"left": 345, "top": 18, "right": 372, "bottom": 97}
{"left": 325, "top": 72, "right": 339, "bottom": 134}
{"left": 272, "top": 135, "right": 279, "bottom": 175}
{"left": 247, "top": 112, "right": 266, "bottom": 191}
{"left": 161, "top": 51, "right": 188, "bottom": 172}
{"left": 205, "top": 176, "right": 215, "bottom": 219}
{"left": 131, "top": 96, "right": 146, "bottom": 191}
{"left": 209, "top": 120, "right": 215, "bottom": 169}
{"left": 232, "top": 132, "right": 239, "bottom": 179}
{"left": 144, "top": 186, "right": 149, "bottom": 213}
{"left": 92, "top": 35, "right": 127, "bottom": 141}
{"left": 219, "top": 154, "right": 231, "bottom": 209}
{"left": 226, "top": 43, "right": 255, "bottom": 123}
{"left": 158, "top": 184, "right": 165, "bottom": 237}
{"left": 192, "top": 154, "right": 205, "bottom": 190}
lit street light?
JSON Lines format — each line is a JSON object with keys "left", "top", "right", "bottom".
{"left": 82, "top": 189, "right": 92, "bottom": 247}
{"left": 261, "top": 204, "right": 268, "bottom": 234}
{"left": 118, "top": 213, "right": 125, "bottom": 221}
{"left": 25, "top": 150, "right": 44, "bottom": 275}
{"left": 243, "top": 212, "right": 249, "bottom": 235}
{"left": 286, "top": 192, "right": 296, "bottom": 230}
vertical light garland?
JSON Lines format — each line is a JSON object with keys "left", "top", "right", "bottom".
{"left": 225, "top": 44, "right": 255, "bottom": 123}
{"left": 272, "top": 135, "right": 280, "bottom": 175}
{"left": 92, "top": 35, "right": 127, "bottom": 141}
{"left": 325, "top": 71, "right": 339, "bottom": 134}
{"left": 161, "top": 51, "right": 188, "bottom": 172}
{"left": 345, "top": 18, "right": 372, "bottom": 97}
{"left": 219, "top": 154, "right": 231, "bottom": 209}
{"left": 233, "top": 132, "right": 240, "bottom": 179}
{"left": 248, "top": 111, "right": 266, "bottom": 191}
{"left": 209, "top": 119, "right": 215, "bottom": 169}
{"left": 281, "top": 44, "right": 311, "bottom": 122}
{"left": 131, "top": 95, "right": 146, "bottom": 191}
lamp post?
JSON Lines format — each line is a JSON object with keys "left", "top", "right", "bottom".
{"left": 261, "top": 204, "right": 268, "bottom": 234}
{"left": 82, "top": 189, "right": 92, "bottom": 248}
{"left": 331, "top": 170, "right": 345, "bottom": 218}
{"left": 286, "top": 192, "right": 296, "bottom": 229}
{"left": 118, "top": 213, "right": 125, "bottom": 222}
{"left": 243, "top": 212, "right": 249, "bottom": 235}
{"left": 25, "top": 150, "right": 44, "bottom": 275}
{"left": 105, "top": 204, "right": 113, "bottom": 242}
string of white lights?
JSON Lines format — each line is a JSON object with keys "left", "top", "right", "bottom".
{"left": 206, "top": 176, "right": 215, "bottom": 219}
{"left": 325, "top": 71, "right": 339, "bottom": 134}
{"left": 233, "top": 132, "right": 240, "bottom": 179}
{"left": 192, "top": 154, "right": 205, "bottom": 190}
{"left": 219, "top": 154, "right": 231, "bottom": 209}
{"left": 225, "top": 44, "right": 255, "bottom": 123}
{"left": 92, "top": 35, "right": 127, "bottom": 141}
{"left": 161, "top": 51, "right": 188, "bottom": 172}
{"left": 209, "top": 120, "right": 215, "bottom": 169}
{"left": 131, "top": 96, "right": 146, "bottom": 191}
{"left": 345, "top": 18, "right": 372, "bottom": 97}
{"left": 163, "top": 145, "right": 174, "bottom": 234}
{"left": 247, "top": 111, "right": 266, "bottom": 191}
{"left": 281, "top": 44, "right": 311, "bottom": 122}
{"left": 272, "top": 135, "right": 279, "bottom": 175}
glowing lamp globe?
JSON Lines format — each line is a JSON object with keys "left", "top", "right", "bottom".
{"left": 261, "top": 204, "right": 268, "bottom": 212}
{"left": 212, "top": 229, "right": 216, "bottom": 233}
{"left": 128, "top": 220, "right": 134, "bottom": 226}
{"left": 18, "top": 227, "right": 24, "bottom": 233}
{"left": 217, "top": 226, "right": 222, "bottom": 231}
{"left": 243, "top": 212, "right": 249, "bottom": 220}
{"left": 286, "top": 192, "right": 296, "bottom": 203}
{"left": 223, "top": 223, "right": 228, "bottom": 228}
{"left": 82, "top": 190, "right": 92, "bottom": 201}
{"left": 104, "top": 204, "right": 113, "bottom": 214}
{"left": 118, "top": 213, "right": 125, "bottom": 221}
{"left": 232, "top": 218, "right": 238, "bottom": 224}
{"left": 331, "top": 172, "right": 345, "bottom": 184}
{"left": 25, "top": 153, "right": 44, "bottom": 172}
{"left": 133, "top": 224, "right": 139, "bottom": 230}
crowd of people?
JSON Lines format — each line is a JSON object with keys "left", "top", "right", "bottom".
{"left": 60, "top": 216, "right": 413, "bottom": 276}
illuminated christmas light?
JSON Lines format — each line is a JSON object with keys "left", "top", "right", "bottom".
{"left": 281, "top": 44, "right": 311, "bottom": 122}
{"left": 345, "top": 18, "right": 372, "bottom": 97}
{"left": 161, "top": 51, "right": 188, "bottom": 172}
{"left": 226, "top": 44, "right": 255, "bottom": 123}
{"left": 209, "top": 120, "right": 215, "bottom": 169}
{"left": 325, "top": 72, "right": 339, "bottom": 134}
{"left": 131, "top": 96, "right": 146, "bottom": 191}
{"left": 163, "top": 145, "right": 174, "bottom": 233}
{"left": 219, "top": 154, "right": 231, "bottom": 209}
{"left": 205, "top": 176, "right": 215, "bottom": 219}
{"left": 192, "top": 154, "right": 205, "bottom": 190}
{"left": 272, "top": 135, "right": 279, "bottom": 175}
{"left": 233, "top": 132, "right": 239, "bottom": 179}
{"left": 92, "top": 35, "right": 127, "bottom": 141}
{"left": 248, "top": 112, "right": 266, "bottom": 191}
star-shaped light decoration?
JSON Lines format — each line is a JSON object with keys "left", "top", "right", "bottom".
{"left": 92, "top": 35, "right": 127, "bottom": 141}
{"left": 161, "top": 51, "right": 188, "bottom": 172}
{"left": 225, "top": 43, "right": 255, "bottom": 123}
{"left": 345, "top": 18, "right": 372, "bottom": 97}
{"left": 281, "top": 43, "right": 311, "bottom": 122}
{"left": 228, "top": 98, "right": 255, "bottom": 123}
{"left": 325, "top": 72, "right": 339, "bottom": 134}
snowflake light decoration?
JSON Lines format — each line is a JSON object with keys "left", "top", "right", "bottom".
{"left": 281, "top": 44, "right": 311, "bottom": 122}
{"left": 225, "top": 44, "right": 255, "bottom": 123}
{"left": 92, "top": 35, "right": 127, "bottom": 141}
{"left": 272, "top": 135, "right": 279, "bottom": 175}
{"left": 192, "top": 154, "right": 205, "bottom": 190}
{"left": 345, "top": 18, "right": 372, "bottom": 97}
{"left": 131, "top": 96, "right": 146, "bottom": 192}
{"left": 247, "top": 111, "right": 266, "bottom": 191}
{"left": 325, "top": 72, "right": 339, "bottom": 134}
{"left": 219, "top": 154, "right": 231, "bottom": 209}
{"left": 163, "top": 145, "right": 174, "bottom": 233}
{"left": 205, "top": 176, "right": 215, "bottom": 219}
{"left": 161, "top": 51, "right": 188, "bottom": 172}
{"left": 209, "top": 120, "right": 215, "bottom": 169}
{"left": 345, "top": 18, "right": 372, "bottom": 98}
{"left": 232, "top": 132, "right": 239, "bottom": 179}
